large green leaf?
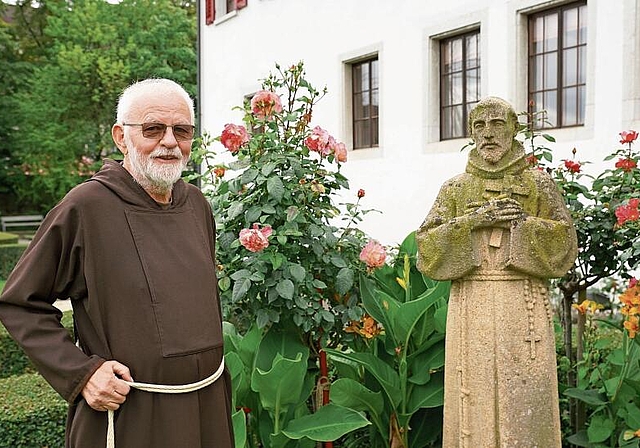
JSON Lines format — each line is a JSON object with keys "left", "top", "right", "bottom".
{"left": 251, "top": 352, "right": 307, "bottom": 411}
{"left": 408, "top": 341, "right": 445, "bottom": 385}
{"left": 564, "top": 388, "right": 608, "bottom": 406}
{"left": 359, "top": 273, "right": 398, "bottom": 341}
{"left": 325, "top": 349, "right": 402, "bottom": 409}
{"left": 282, "top": 404, "right": 370, "bottom": 441}
{"left": 587, "top": 414, "right": 615, "bottom": 443}
{"left": 232, "top": 409, "right": 247, "bottom": 448}
{"left": 330, "top": 378, "right": 384, "bottom": 418}
{"left": 232, "top": 278, "right": 252, "bottom": 303}
{"left": 392, "top": 290, "right": 441, "bottom": 344}
{"left": 224, "top": 352, "right": 247, "bottom": 407}
{"left": 255, "top": 326, "right": 309, "bottom": 372}
{"left": 406, "top": 371, "right": 444, "bottom": 413}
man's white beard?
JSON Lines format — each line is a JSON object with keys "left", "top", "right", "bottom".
{"left": 125, "top": 135, "right": 189, "bottom": 195}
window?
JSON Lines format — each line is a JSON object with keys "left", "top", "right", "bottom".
{"left": 205, "top": 0, "right": 246, "bottom": 25}
{"left": 440, "top": 30, "right": 481, "bottom": 140}
{"left": 352, "top": 58, "right": 379, "bottom": 149}
{"left": 528, "top": 2, "right": 587, "bottom": 128}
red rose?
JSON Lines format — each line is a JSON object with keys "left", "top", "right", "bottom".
{"left": 619, "top": 130, "right": 639, "bottom": 145}
{"left": 563, "top": 160, "right": 581, "bottom": 173}
{"left": 615, "top": 158, "right": 637, "bottom": 172}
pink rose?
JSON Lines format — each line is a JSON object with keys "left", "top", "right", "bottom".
{"left": 332, "top": 141, "right": 347, "bottom": 162}
{"left": 305, "top": 126, "right": 332, "bottom": 156}
{"left": 239, "top": 223, "right": 273, "bottom": 252}
{"left": 359, "top": 240, "right": 386, "bottom": 269}
{"left": 250, "top": 90, "right": 283, "bottom": 119}
{"left": 220, "top": 123, "right": 249, "bottom": 153}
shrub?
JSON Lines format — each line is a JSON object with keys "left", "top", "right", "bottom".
{"left": 0, "top": 232, "right": 18, "bottom": 245}
{"left": 0, "top": 311, "right": 73, "bottom": 378}
{"left": 0, "top": 243, "right": 27, "bottom": 279}
{"left": 0, "top": 373, "right": 67, "bottom": 448}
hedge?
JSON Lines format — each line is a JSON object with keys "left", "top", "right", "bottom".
{"left": 0, "top": 243, "right": 27, "bottom": 279}
{"left": 0, "top": 232, "right": 19, "bottom": 245}
{"left": 0, "top": 373, "right": 67, "bottom": 448}
{"left": 0, "top": 311, "right": 74, "bottom": 379}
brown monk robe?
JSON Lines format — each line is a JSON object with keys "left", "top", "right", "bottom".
{"left": 0, "top": 78, "right": 234, "bottom": 448}
{"left": 416, "top": 97, "right": 577, "bottom": 448}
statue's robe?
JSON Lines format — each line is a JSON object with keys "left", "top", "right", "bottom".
{"left": 0, "top": 160, "right": 234, "bottom": 448}
{"left": 417, "top": 145, "right": 576, "bottom": 448}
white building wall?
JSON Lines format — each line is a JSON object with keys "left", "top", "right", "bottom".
{"left": 200, "top": 0, "right": 640, "bottom": 246}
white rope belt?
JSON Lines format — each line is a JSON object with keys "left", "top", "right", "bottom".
{"left": 106, "top": 359, "right": 225, "bottom": 448}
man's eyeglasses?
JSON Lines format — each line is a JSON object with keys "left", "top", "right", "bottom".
{"left": 123, "top": 123, "right": 195, "bottom": 142}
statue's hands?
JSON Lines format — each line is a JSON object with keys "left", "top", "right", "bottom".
{"left": 81, "top": 360, "right": 133, "bottom": 412}
{"left": 465, "top": 197, "right": 525, "bottom": 229}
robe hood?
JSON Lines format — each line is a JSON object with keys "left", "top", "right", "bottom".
{"left": 88, "top": 158, "right": 188, "bottom": 208}
{"left": 465, "top": 139, "right": 529, "bottom": 179}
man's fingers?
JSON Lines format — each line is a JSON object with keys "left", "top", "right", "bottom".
{"left": 111, "top": 361, "right": 134, "bottom": 382}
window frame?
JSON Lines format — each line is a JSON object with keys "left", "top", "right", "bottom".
{"left": 527, "top": 1, "right": 587, "bottom": 129}
{"left": 439, "top": 29, "right": 481, "bottom": 141}
{"left": 351, "top": 57, "right": 379, "bottom": 150}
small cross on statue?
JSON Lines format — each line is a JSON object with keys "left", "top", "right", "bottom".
{"left": 525, "top": 331, "right": 541, "bottom": 359}
{"left": 482, "top": 174, "right": 530, "bottom": 248}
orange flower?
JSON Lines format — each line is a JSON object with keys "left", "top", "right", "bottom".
{"left": 572, "top": 300, "right": 603, "bottom": 315}
{"left": 624, "top": 315, "right": 639, "bottom": 339}
{"left": 620, "top": 130, "right": 639, "bottom": 145}
{"left": 344, "top": 314, "right": 382, "bottom": 339}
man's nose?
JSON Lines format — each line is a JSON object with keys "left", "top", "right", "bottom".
{"left": 160, "top": 126, "right": 179, "bottom": 146}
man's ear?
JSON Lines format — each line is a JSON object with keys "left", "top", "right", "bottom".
{"left": 112, "top": 124, "right": 128, "bottom": 155}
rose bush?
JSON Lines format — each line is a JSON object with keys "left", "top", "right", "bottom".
{"left": 191, "top": 62, "right": 377, "bottom": 341}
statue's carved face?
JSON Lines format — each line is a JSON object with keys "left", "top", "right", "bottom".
{"left": 471, "top": 109, "right": 515, "bottom": 164}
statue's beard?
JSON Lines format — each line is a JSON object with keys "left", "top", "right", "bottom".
{"left": 125, "top": 135, "right": 188, "bottom": 195}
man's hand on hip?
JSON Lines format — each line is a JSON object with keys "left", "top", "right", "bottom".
{"left": 81, "top": 360, "right": 133, "bottom": 412}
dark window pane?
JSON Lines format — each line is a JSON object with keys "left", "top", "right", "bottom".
{"left": 451, "top": 72, "right": 463, "bottom": 104}
{"left": 372, "top": 118, "right": 379, "bottom": 146}
{"left": 353, "top": 92, "right": 369, "bottom": 120}
{"left": 466, "top": 68, "right": 480, "bottom": 102}
{"left": 352, "top": 58, "right": 379, "bottom": 149}
{"left": 532, "top": 17, "right": 544, "bottom": 54}
{"left": 466, "top": 34, "right": 479, "bottom": 69}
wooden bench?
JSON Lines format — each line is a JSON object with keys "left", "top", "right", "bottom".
{"left": 0, "top": 215, "right": 44, "bottom": 232}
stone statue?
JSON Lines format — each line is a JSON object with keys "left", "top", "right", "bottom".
{"left": 416, "top": 97, "right": 577, "bottom": 447}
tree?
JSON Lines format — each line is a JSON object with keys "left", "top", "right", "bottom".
{"left": 7, "top": 0, "right": 197, "bottom": 211}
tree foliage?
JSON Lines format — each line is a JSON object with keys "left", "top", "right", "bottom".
{"left": 1, "top": 0, "right": 196, "bottom": 212}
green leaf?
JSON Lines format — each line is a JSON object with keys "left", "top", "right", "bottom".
{"left": 227, "top": 202, "right": 244, "bottom": 220}
{"left": 312, "top": 279, "right": 327, "bottom": 289}
{"left": 566, "top": 430, "right": 590, "bottom": 447}
{"left": 231, "top": 409, "right": 247, "bottom": 448}
{"left": 289, "top": 264, "right": 306, "bottom": 282}
{"left": 276, "top": 279, "right": 295, "bottom": 300}
{"left": 251, "top": 352, "right": 307, "bottom": 410}
{"left": 335, "top": 268, "right": 354, "bottom": 295}
{"left": 232, "top": 278, "right": 251, "bottom": 303}
{"left": 406, "top": 371, "right": 445, "bottom": 413}
{"left": 241, "top": 168, "right": 259, "bottom": 184}
{"left": 330, "top": 255, "right": 348, "bottom": 268}
{"left": 218, "top": 276, "right": 231, "bottom": 291}
{"left": 564, "top": 388, "right": 608, "bottom": 406}
{"left": 267, "top": 176, "right": 285, "bottom": 201}
{"left": 245, "top": 205, "right": 262, "bottom": 223}
{"left": 325, "top": 349, "right": 402, "bottom": 409}
{"left": 587, "top": 414, "right": 615, "bottom": 443}
{"left": 261, "top": 162, "right": 277, "bottom": 176}
{"left": 286, "top": 206, "right": 299, "bottom": 221}
{"left": 330, "top": 378, "right": 384, "bottom": 417}
{"left": 282, "top": 404, "right": 370, "bottom": 441}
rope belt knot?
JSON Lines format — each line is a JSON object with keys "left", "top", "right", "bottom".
{"left": 106, "top": 359, "right": 225, "bottom": 448}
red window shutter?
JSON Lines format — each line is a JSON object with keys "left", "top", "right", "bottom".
{"left": 236, "top": 0, "right": 247, "bottom": 9}
{"left": 205, "top": 0, "right": 215, "bottom": 24}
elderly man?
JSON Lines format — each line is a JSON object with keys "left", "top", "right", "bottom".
{"left": 416, "top": 97, "right": 577, "bottom": 447}
{"left": 0, "top": 79, "right": 234, "bottom": 448}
